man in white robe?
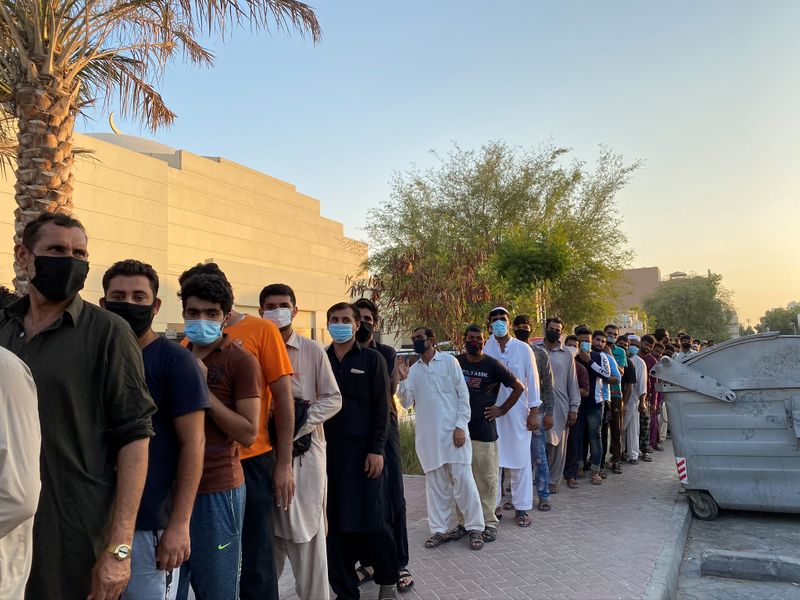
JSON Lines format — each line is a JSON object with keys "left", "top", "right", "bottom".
{"left": 483, "top": 307, "right": 541, "bottom": 528}
{"left": 623, "top": 335, "right": 648, "bottom": 465}
{"left": 397, "top": 327, "right": 485, "bottom": 551}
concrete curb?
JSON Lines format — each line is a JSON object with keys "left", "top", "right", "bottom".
{"left": 643, "top": 493, "right": 692, "bottom": 600}
{"left": 701, "top": 549, "right": 800, "bottom": 583}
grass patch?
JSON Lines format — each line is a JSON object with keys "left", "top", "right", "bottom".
{"left": 398, "top": 416, "right": 423, "bottom": 475}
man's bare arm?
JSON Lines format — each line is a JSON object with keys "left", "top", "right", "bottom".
{"left": 270, "top": 374, "right": 295, "bottom": 511}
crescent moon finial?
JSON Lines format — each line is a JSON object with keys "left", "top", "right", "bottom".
{"left": 109, "top": 112, "right": 123, "bottom": 135}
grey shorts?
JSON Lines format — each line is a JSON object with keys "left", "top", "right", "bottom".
{"left": 121, "top": 530, "right": 181, "bottom": 600}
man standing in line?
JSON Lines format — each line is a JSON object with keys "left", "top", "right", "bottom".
{"left": 539, "top": 318, "right": 580, "bottom": 495}
{"left": 622, "top": 335, "right": 648, "bottom": 464}
{"left": 176, "top": 274, "right": 262, "bottom": 599}
{"left": 565, "top": 327, "right": 610, "bottom": 486}
{"left": 0, "top": 346, "right": 40, "bottom": 599}
{"left": 324, "top": 303, "right": 399, "bottom": 600}
{"left": 398, "top": 327, "right": 486, "bottom": 550}
{"left": 354, "top": 298, "right": 414, "bottom": 593}
{"left": 639, "top": 334, "right": 658, "bottom": 459}
{"left": 511, "top": 314, "right": 555, "bottom": 512}
{"left": 101, "top": 260, "right": 209, "bottom": 600}
{"left": 260, "top": 284, "right": 342, "bottom": 600}
{"left": 603, "top": 324, "right": 628, "bottom": 475}
{"left": 178, "top": 263, "right": 294, "bottom": 600}
{"left": 0, "top": 213, "right": 156, "bottom": 600}
{"left": 598, "top": 329, "right": 622, "bottom": 478}
{"left": 563, "top": 335, "right": 590, "bottom": 489}
{"left": 452, "top": 325, "right": 524, "bottom": 543}
{"left": 484, "top": 307, "right": 541, "bottom": 528}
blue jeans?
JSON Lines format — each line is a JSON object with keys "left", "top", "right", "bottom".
{"left": 530, "top": 413, "right": 550, "bottom": 502}
{"left": 177, "top": 484, "right": 246, "bottom": 600}
{"left": 565, "top": 404, "right": 603, "bottom": 478}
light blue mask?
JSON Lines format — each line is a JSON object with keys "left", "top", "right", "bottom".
{"left": 328, "top": 323, "right": 354, "bottom": 343}
{"left": 628, "top": 346, "right": 640, "bottom": 356}
{"left": 491, "top": 320, "right": 508, "bottom": 337}
{"left": 579, "top": 341, "right": 591, "bottom": 353}
{"left": 184, "top": 319, "right": 223, "bottom": 346}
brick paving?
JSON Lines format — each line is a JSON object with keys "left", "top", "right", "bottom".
{"left": 279, "top": 441, "right": 681, "bottom": 600}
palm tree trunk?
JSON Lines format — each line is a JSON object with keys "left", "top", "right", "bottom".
{"left": 12, "top": 75, "right": 79, "bottom": 292}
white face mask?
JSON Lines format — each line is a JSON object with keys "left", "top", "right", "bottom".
{"left": 262, "top": 307, "right": 292, "bottom": 328}
{"left": 566, "top": 346, "right": 579, "bottom": 357}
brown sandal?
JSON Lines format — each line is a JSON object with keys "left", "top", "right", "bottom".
{"left": 515, "top": 510, "right": 532, "bottom": 527}
{"left": 469, "top": 530, "right": 484, "bottom": 550}
{"left": 424, "top": 532, "right": 449, "bottom": 548}
{"left": 567, "top": 478, "right": 578, "bottom": 489}
{"left": 591, "top": 473, "right": 603, "bottom": 485}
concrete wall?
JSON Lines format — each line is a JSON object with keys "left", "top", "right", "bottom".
{"left": 1, "top": 133, "right": 366, "bottom": 342}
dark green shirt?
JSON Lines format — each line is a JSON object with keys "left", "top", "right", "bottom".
{"left": 0, "top": 294, "right": 155, "bottom": 600}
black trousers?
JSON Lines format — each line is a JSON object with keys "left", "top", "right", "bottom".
{"left": 328, "top": 525, "right": 399, "bottom": 599}
{"left": 240, "top": 451, "right": 278, "bottom": 600}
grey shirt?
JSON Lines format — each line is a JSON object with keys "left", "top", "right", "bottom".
{"left": 538, "top": 342, "right": 581, "bottom": 443}
{"left": 530, "top": 343, "right": 555, "bottom": 417}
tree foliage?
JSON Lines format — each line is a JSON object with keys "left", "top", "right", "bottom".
{"left": 755, "top": 303, "right": 800, "bottom": 334}
{"left": 352, "top": 141, "right": 638, "bottom": 344}
{"left": 643, "top": 273, "right": 735, "bottom": 341}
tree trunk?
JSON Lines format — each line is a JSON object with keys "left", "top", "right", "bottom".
{"left": 12, "top": 74, "right": 79, "bottom": 293}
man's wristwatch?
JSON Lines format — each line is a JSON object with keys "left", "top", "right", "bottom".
{"left": 105, "top": 543, "right": 132, "bottom": 561}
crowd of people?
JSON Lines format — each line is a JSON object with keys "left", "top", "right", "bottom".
{"left": 0, "top": 212, "right": 711, "bottom": 600}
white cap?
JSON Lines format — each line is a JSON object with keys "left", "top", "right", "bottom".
{"left": 489, "top": 306, "right": 509, "bottom": 315}
{"left": 628, "top": 334, "right": 641, "bottom": 342}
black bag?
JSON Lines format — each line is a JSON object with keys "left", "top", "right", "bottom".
{"left": 268, "top": 398, "right": 312, "bottom": 458}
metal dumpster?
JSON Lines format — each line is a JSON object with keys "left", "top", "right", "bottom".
{"left": 652, "top": 332, "right": 800, "bottom": 520}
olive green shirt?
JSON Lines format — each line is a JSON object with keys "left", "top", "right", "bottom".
{"left": 0, "top": 294, "right": 155, "bottom": 600}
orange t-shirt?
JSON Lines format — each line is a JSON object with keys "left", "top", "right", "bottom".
{"left": 184, "top": 315, "right": 294, "bottom": 457}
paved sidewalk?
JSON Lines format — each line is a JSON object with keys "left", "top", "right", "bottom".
{"left": 279, "top": 441, "right": 681, "bottom": 600}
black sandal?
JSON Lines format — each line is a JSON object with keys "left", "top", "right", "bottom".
{"left": 445, "top": 524, "right": 467, "bottom": 541}
{"left": 469, "top": 530, "right": 484, "bottom": 550}
{"left": 537, "top": 500, "right": 552, "bottom": 512}
{"left": 397, "top": 569, "right": 414, "bottom": 593}
{"left": 356, "top": 565, "right": 373, "bottom": 585}
{"left": 424, "top": 532, "right": 449, "bottom": 548}
{"left": 482, "top": 526, "right": 497, "bottom": 543}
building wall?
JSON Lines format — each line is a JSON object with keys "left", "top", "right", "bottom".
{"left": 0, "top": 133, "right": 366, "bottom": 342}
{"left": 615, "top": 266, "right": 662, "bottom": 313}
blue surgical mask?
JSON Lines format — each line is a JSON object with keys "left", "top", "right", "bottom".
{"left": 579, "top": 341, "right": 591, "bottom": 353}
{"left": 629, "top": 346, "right": 639, "bottom": 356}
{"left": 491, "top": 320, "right": 508, "bottom": 337}
{"left": 184, "top": 319, "right": 223, "bottom": 345}
{"left": 328, "top": 323, "right": 354, "bottom": 343}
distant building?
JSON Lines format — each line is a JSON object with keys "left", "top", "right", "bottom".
{"left": 616, "top": 267, "right": 661, "bottom": 314}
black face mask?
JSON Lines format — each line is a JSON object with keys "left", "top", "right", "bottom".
{"left": 514, "top": 329, "right": 531, "bottom": 342}
{"left": 355, "top": 321, "right": 373, "bottom": 344}
{"left": 681, "top": 342, "right": 691, "bottom": 350}
{"left": 104, "top": 301, "right": 155, "bottom": 337}
{"left": 544, "top": 330, "right": 560, "bottom": 343}
{"left": 30, "top": 255, "right": 89, "bottom": 302}
{"left": 413, "top": 338, "right": 428, "bottom": 354}
{"left": 465, "top": 340, "right": 483, "bottom": 355}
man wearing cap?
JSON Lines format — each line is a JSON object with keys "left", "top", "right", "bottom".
{"left": 483, "top": 307, "right": 541, "bottom": 528}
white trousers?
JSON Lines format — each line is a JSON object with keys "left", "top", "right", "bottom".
{"left": 624, "top": 397, "right": 640, "bottom": 460}
{"left": 425, "top": 463, "right": 484, "bottom": 534}
{"left": 496, "top": 461, "right": 533, "bottom": 511}
{"left": 274, "top": 510, "right": 330, "bottom": 600}
{"left": 658, "top": 403, "right": 669, "bottom": 442}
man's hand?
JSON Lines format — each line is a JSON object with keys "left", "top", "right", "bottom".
{"left": 364, "top": 453, "right": 384, "bottom": 479}
{"left": 156, "top": 523, "right": 190, "bottom": 572}
{"left": 274, "top": 461, "right": 295, "bottom": 511}
{"left": 397, "top": 357, "right": 409, "bottom": 381}
{"left": 453, "top": 428, "right": 466, "bottom": 448}
{"left": 526, "top": 410, "right": 540, "bottom": 432}
{"left": 484, "top": 405, "right": 506, "bottom": 421}
{"left": 567, "top": 410, "right": 578, "bottom": 427}
{"left": 543, "top": 414, "right": 554, "bottom": 431}
{"left": 88, "top": 552, "right": 131, "bottom": 600}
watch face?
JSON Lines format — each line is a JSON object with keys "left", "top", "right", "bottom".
{"left": 117, "top": 545, "right": 131, "bottom": 559}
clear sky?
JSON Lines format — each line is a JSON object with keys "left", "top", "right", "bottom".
{"left": 81, "top": 0, "right": 800, "bottom": 325}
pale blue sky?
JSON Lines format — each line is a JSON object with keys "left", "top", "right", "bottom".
{"left": 81, "top": 1, "right": 800, "bottom": 324}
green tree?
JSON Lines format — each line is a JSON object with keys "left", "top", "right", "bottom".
{"left": 755, "top": 303, "right": 800, "bottom": 334}
{"left": 643, "top": 273, "right": 735, "bottom": 341}
{"left": 739, "top": 323, "right": 756, "bottom": 336}
{"left": 0, "top": 0, "right": 320, "bottom": 291}
{"left": 358, "top": 141, "right": 638, "bottom": 341}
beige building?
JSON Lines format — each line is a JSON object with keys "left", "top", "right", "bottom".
{"left": 0, "top": 132, "right": 366, "bottom": 342}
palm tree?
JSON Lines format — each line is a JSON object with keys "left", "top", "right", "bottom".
{"left": 0, "top": 0, "right": 320, "bottom": 291}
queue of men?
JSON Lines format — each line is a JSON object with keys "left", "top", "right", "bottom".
{"left": 0, "top": 212, "right": 710, "bottom": 600}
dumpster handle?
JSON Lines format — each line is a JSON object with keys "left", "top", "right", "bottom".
{"left": 652, "top": 356, "right": 737, "bottom": 402}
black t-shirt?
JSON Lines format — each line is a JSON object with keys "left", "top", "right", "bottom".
{"left": 138, "top": 336, "right": 209, "bottom": 530}
{"left": 457, "top": 354, "right": 517, "bottom": 443}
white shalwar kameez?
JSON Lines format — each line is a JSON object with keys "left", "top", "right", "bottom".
{"left": 624, "top": 353, "right": 648, "bottom": 461}
{"left": 398, "top": 351, "right": 484, "bottom": 534}
{"left": 484, "top": 336, "right": 541, "bottom": 512}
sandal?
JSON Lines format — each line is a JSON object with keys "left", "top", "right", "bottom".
{"left": 591, "top": 473, "right": 603, "bottom": 485}
{"left": 356, "top": 565, "right": 373, "bottom": 585}
{"left": 424, "top": 532, "right": 449, "bottom": 548}
{"left": 445, "top": 524, "right": 467, "bottom": 541}
{"left": 549, "top": 484, "right": 559, "bottom": 495}
{"left": 502, "top": 501, "right": 514, "bottom": 511}
{"left": 397, "top": 569, "right": 414, "bottom": 593}
{"left": 567, "top": 478, "right": 578, "bottom": 489}
{"left": 642, "top": 453, "right": 653, "bottom": 462}
{"left": 628, "top": 459, "right": 639, "bottom": 465}
{"left": 494, "top": 507, "right": 503, "bottom": 520}
{"left": 537, "top": 500, "right": 552, "bottom": 512}
{"left": 612, "top": 462, "right": 623, "bottom": 474}
{"left": 469, "top": 530, "right": 484, "bottom": 550}
{"left": 482, "top": 526, "right": 497, "bottom": 543}
{"left": 515, "top": 510, "right": 532, "bottom": 527}
{"left": 599, "top": 468, "right": 608, "bottom": 479}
